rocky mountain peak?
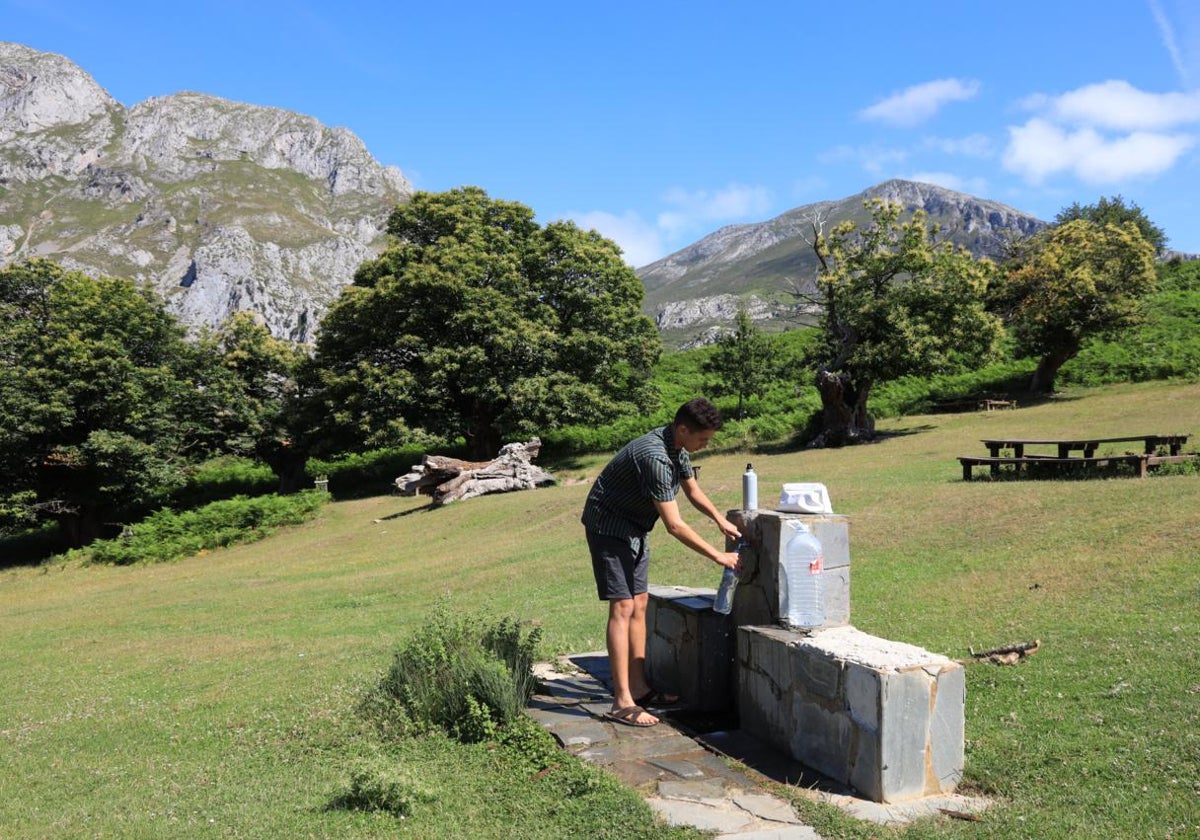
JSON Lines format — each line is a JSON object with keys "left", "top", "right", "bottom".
{"left": 0, "top": 42, "right": 412, "bottom": 342}
{"left": 0, "top": 42, "right": 118, "bottom": 141}
{"left": 638, "top": 179, "right": 1049, "bottom": 347}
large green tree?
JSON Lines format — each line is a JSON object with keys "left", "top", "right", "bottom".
{"left": 201, "top": 312, "right": 310, "bottom": 492}
{"left": 309, "top": 188, "right": 661, "bottom": 459}
{"left": 994, "top": 219, "right": 1157, "bottom": 393}
{"left": 702, "top": 304, "right": 778, "bottom": 419}
{"left": 802, "top": 201, "right": 1003, "bottom": 445}
{"left": 1055, "top": 195, "right": 1167, "bottom": 255}
{"left": 0, "top": 260, "right": 216, "bottom": 546}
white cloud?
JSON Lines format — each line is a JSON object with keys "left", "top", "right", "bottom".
{"left": 906, "top": 172, "right": 989, "bottom": 195}
{"left": 819, "top": 144, "right": 908, "bottom": 174}
{"left": 1148, "top": 0, "right": 1191, "bottom": 88}
{"left": 568, "top": 210, "right": 664, "bottom": 268}
{"left": 656, "top": 183, "right": 772, "bottom": 236}
{"left": 1049, "top": 80, "right": 1200, "bottom": 130}
{"left": 567, "top": 182, "right": 774, "bottom": 268}
{"left": 1003, "top": 77, "right": 1200, "bottom": 185}
{"left": 1003, "top": 117, "right": 1195, "bottom": 183}
{"left": 922, "top": 133, "right": 995, "bottom": 158}
{"left": 859, "top": 78, "right": 981, "bottom": 127}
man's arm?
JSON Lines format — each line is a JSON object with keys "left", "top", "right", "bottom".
{"left": 653, "top": 497, "right": 740, "bottom": 570}
{"left": 680, "top": 477, "right": 741, "bottom": 540}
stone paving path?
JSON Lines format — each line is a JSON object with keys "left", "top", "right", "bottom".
{"left": 529, "top": 654, "right": 821, "bottom": 839}
{"left": 529, "top": 653, "right": 990, "bottom": 839}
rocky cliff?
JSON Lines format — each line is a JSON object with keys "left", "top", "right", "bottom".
{"left": 638, "top": 179, "right": 1048, "bottom": 347}
{"left": 0, "top": 42, "right": 411, "bottom": 341}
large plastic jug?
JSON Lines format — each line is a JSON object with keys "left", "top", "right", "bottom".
{"left": 781, "top": 521, "right": 825, "bottom": 629}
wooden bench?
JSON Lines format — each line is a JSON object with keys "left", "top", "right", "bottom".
{"left": 958, "top": 452, "right": 1195, "bottom": 481}
{"left": 932, "top": 396, "right": 1017, "bottom": 413}
{"left": 958, "top": 454, "right": 1151, "bottom": 480}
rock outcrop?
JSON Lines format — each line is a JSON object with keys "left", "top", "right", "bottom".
{"left": 0, "top": 42, "right": 412, "bottom": 341}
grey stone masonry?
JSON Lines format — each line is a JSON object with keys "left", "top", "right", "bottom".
{"left": 727, "top": 510, "right": 851, "bottom": 630}
{"left": 737, "top": 625, "right": 965, "bottom": 803}
{"left": 645, "top": 585, "right": 734, "bottom": 711}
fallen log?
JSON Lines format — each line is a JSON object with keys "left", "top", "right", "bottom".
{"left": 966, "top": 639, "right": 1041, "bottom": 665}
{"left": 395, "top": 438, "right": 556, "bottom": 505}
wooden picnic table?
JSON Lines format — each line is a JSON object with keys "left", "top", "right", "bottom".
{"left": 959, "top": 433, "right": 1193, "bottom": 480}
{"left": 980, "top": 434, "right": 1190, "bottom": 459}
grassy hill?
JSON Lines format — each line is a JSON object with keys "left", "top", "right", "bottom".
{"left": 2, "top": 380, "right": 1198, "bottom": 838}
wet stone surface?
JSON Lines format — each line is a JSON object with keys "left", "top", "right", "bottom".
{"left": 531, "top": 654, "right": 991, "bottom": 839}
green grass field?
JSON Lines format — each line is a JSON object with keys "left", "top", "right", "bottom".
{"left": 3, "top": 380, "right": 1198, "bottom": 838}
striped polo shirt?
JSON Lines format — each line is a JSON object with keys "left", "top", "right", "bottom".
{"left": 581, "top": 425, "right": 693, "bottom": 537}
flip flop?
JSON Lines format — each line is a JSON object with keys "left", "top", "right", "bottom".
{"left": 635, "top": 690, "right": 681, "bottom": 708}
{"left": 604, "top": 705, "right": 658, "bottom": 727}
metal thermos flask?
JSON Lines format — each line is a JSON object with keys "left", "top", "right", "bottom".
{"left": 742, "top": 463, "right": 757, "bottom": 510}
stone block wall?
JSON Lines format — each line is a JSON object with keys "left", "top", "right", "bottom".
{"left": 727, "top": 510, "right": 851, "bottom": 629}
{"left": 644, "top": 584, "right": 734, "bottom": 711}
{"left": 737, "top": 624, "right": 965, "bottom": 803}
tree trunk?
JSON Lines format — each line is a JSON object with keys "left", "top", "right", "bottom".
{"left": 1029, "top": 350, "right": 1073, "bottom": 394}
{"left": 813, "top": 369, "right": 875, "bottom": 447}
{"left": 262, "top": 445, "right": 310, "bottom": 494}
{"left": 56, "top": 508, "right": 102, "bottom": 550}
{"left": 467, "top": 416, "right": 502, "bottom": 462}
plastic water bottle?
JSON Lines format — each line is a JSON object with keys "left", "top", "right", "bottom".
{"left": 742, "top": 463, "right": 758, "bottom": 510}
{"left": 713, "top": 567, "right": 738, "bottom": 615}
{"left": 713, "top": 539, "right": 747, "bottom": 614}
{"left": 782, "top": 521, "right": 825, "bottom": 629}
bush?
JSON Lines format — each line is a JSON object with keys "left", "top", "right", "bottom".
{"left": 333, "top": 755, "right": 437, "bottom": 816}
{"left": 172, "top": 456, "right": 277, "bottom": 509}
{"left": 309, "top": 444, "right": 461, "bottom": 499}
{"left": 366, "top": 606, "right": 542, "bottom": 743}
{"left": 80, "top": 491, "right": 327, "bottom": 565}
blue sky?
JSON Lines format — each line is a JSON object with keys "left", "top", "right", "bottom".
{"left": 5, "top": 0, "right": 1199, "bottom": 265}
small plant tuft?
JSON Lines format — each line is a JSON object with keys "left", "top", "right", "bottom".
{"left": 331, "top": 755, "right": 437, "bottom": 816}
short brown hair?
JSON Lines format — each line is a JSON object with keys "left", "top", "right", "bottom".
{"left": 674, "top": 398, "right": 723, "bottom": 431}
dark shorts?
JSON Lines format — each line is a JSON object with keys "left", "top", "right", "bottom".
{"left": 586, "top": 530, "right": 649, "bottom": 601}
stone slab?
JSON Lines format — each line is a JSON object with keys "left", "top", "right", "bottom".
{"left": 738, "top": 624, "right": 964, "bottom": 804}
{"left": 647, "top": 797, "right": 755, "bottom": 833}
{"left": 575, "top": 733, "right": 701, "bottom": 764}
{"left": 719, "top": 828, "right": 822, "bottom": 840}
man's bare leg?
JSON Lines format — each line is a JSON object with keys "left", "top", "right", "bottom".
{"left": 628, "top": 591, "right": 651, "bottom": 699}
{"left": 606, "top": 597, "right": 657, "bottom": 725}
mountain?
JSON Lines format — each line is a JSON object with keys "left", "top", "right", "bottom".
{"left": 637, "top": 179, "right": 1048, "bottom": 347}
{"left": 0, "top": 42, "right": 411, "bottom": 341}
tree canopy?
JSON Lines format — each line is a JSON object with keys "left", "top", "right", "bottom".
{"left": 1055, "top": 195, "right": 1167, "bottom": 254}
{"left": 803, "top": 201, "right": 1003, "bottom": 445}
{"left": 994, "top": 219, "right": 1157, "bottom": 393}
{"left": 0, "top": 260, "right": 217, "bottom": 545}
{"left": 308, "top": 187, "right": 661, "bottom": 459}
{"left": 200, "top": 312, "right": 309, "bottom": 492}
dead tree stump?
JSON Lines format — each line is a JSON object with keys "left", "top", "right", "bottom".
{"left": 395, "top": 438, "right": 556, "bottom": 505}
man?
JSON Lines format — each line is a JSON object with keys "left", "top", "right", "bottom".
{"left": 581, "top": 398, "right": 741, "bottom": 727}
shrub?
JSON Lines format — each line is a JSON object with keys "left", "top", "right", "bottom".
{"left": 366, "top": 606, "right": 542, "bottom": 743}
{"left": 80, "top": 491, "right": 327, "bottom": 565}
{"left": 172, "top": 456, "right": 276, "bottom": 508}
{"left": 333, "top": 755, "right": 437, "bottom": 816}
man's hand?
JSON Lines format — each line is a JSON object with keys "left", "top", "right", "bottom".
{"left": 716, "top": 517, "right": 741, "bottom": 540}
{"left": 715, "top": 550, "right": 741, "bottom": 571}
